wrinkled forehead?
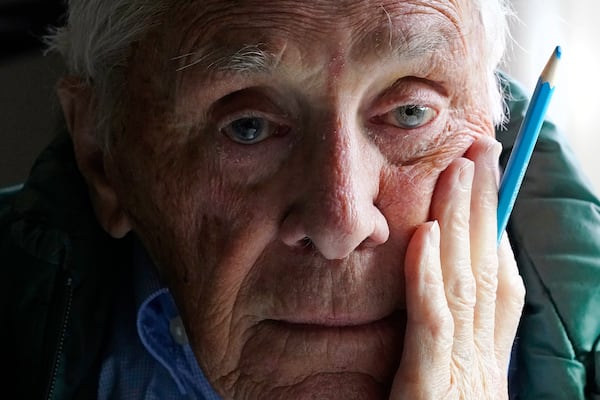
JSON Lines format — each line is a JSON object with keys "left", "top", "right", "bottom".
{"left": 164, "top": 0, "right": 479, "bottom": 70}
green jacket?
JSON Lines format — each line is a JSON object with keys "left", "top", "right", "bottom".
{"left": 1, "top": 78, "right": 599, "bottom": 399}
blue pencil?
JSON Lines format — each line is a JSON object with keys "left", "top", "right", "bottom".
{"left": 497, "top": 46, "right": 562, "bottom": 244}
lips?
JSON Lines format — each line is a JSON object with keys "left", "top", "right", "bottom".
{"left": 274, "top": 310, "right": 403, "bottom": 329}
{"left": 238, "top": 310, "right": 406, "bottom": 383}
{"left": 259, "top": 310, "right": 406, "bottom": 350}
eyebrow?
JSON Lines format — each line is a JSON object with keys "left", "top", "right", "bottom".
{"left": 393, "top": 29, "right": 454, "bottom": 59}
{"left": 173, "top": 43, "right": 277, "bottom": 74}
{"left": 173, "top": 20, "right": 459, "bottom": 77}
{"left": 354, "top": 18, "right": 458, "bottom": 64}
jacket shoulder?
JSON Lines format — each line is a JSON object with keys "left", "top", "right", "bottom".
{"left": 499, "top": 73, "right": 600, "bottom": 398}
{"left": 0, "top": 133, "right": 131, "bottom": 399}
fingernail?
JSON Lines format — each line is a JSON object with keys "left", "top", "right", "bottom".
{"left": 427, "top": 220, "right": 440, "bottom": 248}
{"left": 488, "top": 140, "right": 503, "bottom": 159}
{"left": 430, "top": 220, "right": 440, "bottom": 238}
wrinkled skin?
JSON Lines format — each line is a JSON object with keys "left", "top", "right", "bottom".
{"left": 60, "top": 0, "right": 525, "bottom": 398}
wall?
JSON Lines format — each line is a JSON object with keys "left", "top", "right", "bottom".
{"left": 505, "top": 0, "right": 600, "bottom": 194}
{"left": 0, "top": 51, "right": 64, "bottom": 186}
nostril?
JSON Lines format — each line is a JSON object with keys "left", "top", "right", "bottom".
{"left": 300, "top": 237, "right": 312, "bottom": 249}
{"left": 284, "top": 236, "right": 317, "bottom": 255}
{"left": 279, "top": 204, "right": 390, "bottom": 259}
{"left": 298, "top": 237, "right": 319, "bottom": 254}
{"left": 358, "top": 236, "right": 378, "bottom": 250}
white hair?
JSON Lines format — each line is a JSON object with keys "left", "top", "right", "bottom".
{"left": 45, "top": 0, "right": 169, "bottom": 148}
{"left": 46, "top": 0, "right": 513, "bottom": 147}
{"left": 475, "top": 0, "right": 514, "bottom": 126}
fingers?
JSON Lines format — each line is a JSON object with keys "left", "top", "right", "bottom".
{"left": 430, "top": 156, "right": 476, "bottom": 367}
{"left": 464, "top": 139, "right": 502, "bottom": 351}
{"left": 495, "top": 234, "right": 525, "bottom": 371}
{"left": 427, "top": 135, "right": 519, "bottom": 383}
{"left": 430, "top": 137, "right": 506, "bottom": 362}
{"left": 464, "top": 138, "right": 524, "bottom": 371}
{"left": 394, "top": 136, "right": 523, "bottom": 399}
{"left": 394, "top": 221, "right": 453, "bottom": 398}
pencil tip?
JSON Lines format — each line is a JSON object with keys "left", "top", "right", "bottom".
{"left": 541, "top": 46, "right": 561, "bottom": 86}
{"left": 555, "top": 45, "right": 562, "bottom": 59}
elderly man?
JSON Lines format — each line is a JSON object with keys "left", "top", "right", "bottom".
{"left": 1, "top": 0, "right": 599, "bottom": 399}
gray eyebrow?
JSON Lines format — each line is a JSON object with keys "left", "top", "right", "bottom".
{"left": 173, "top": 43, "right": 277, "bottom": 74}
{"left": 396, "top": 30, "right": 453, "bottom": 58}
{"left": 356, "top": 4, "right": 460, "bottom": 63}
{"left": 357, "top": 24, "right": 456, "bottom": 64}
{"left": 173, "top": 18, "right": 457, "bottom": 76}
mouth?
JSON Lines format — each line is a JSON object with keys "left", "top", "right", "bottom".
{"left": 274, "top": 310, "right": 403, "bottom": 330}
{"left": 263, "top": 310, "right": 406, "bottom": 343}
{"left": 240, "top": 310, "right": 406, "bottom": 383}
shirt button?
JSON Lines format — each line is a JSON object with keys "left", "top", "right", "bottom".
{"left": 169, "top": 316, "right": 189, "bottom": 345}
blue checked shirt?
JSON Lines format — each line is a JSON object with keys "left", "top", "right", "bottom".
{"left": 98, "top": 241, "right": 221, "bottom": 400}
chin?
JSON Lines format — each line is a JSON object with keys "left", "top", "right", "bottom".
{"left": 223, "top": 372, "right": 390, "bottom": 400}
{"left": 204, "top": 311, "right": 405, "bottom": 399}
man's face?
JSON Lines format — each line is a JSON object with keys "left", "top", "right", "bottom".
{"left": 105, "top": 0, "right": 494, "bottom": 397}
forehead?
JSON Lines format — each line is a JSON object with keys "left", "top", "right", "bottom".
{"left": 165, "top": 0, "right": 478, "bottom": 71}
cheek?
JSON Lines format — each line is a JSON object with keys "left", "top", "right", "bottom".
{"left": 377, "top": 127, "right": 478, "bottom": 227}
{"left": 378, "top": 164, "right": 436, "bottom": 239}
{"left": 110, "top": 126, "right": 272, "bottom": 298}
{"left": 117, "top": 141, "right": 282, "bottom": 312}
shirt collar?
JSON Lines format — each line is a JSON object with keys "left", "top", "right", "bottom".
{"left": 132, "top": 238, "right": 221, "bottom": 399}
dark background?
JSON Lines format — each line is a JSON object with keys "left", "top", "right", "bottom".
{"left": 0, "top": 0, "right": 67, "bottom": 186}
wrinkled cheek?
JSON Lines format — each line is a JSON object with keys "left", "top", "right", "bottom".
{"left": 170, "top": 214, "right": 282, "bottom": 381}
{"left": 377, "top": 127, "right": 479, "bottom": 232}
{"left": 378, "top": 164, "right": 440, "bottom": 233}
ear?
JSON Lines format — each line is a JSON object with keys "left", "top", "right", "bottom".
{"left": 57, "top": 77, "right": 132, "bottom": 238}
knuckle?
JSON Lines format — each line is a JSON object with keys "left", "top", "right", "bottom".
{"left": 415, "top": 299, "right": 454, "bottom": 343}
{"left": 429, "top": 308, "right": 455, "bottom": 345}
{"left": 447, "top": 272, "right": 477, "bottom": 309}
{"left": 476, "top": 264, "right": 498, "bottom": 295}
{"left": 501, "top": 273, "right": 525, "bottom": 312}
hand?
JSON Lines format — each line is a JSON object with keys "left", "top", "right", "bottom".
{"left": 390, "top": 137, "right": 525, "bottom": 399}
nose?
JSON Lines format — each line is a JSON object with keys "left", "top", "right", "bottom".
{"left": 279, "top": 119, "right": 389, "bottom": 259}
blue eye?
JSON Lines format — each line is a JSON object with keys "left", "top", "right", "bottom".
{"left": 384, "top": 105, "right": 437, "bottom": 129}
{"left": 222, "top": 117, "right": 270, "bottom": 144}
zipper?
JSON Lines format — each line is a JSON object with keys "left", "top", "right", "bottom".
{"left": 44, "top": 252, "right": 74, "bottom": 400}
